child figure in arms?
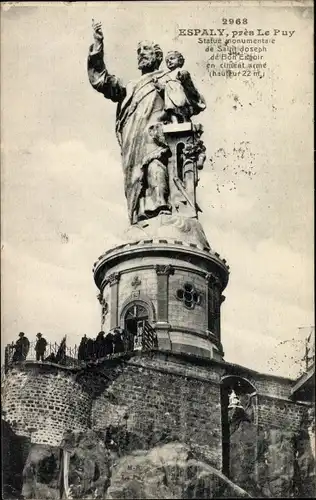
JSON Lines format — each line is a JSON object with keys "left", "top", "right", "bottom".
{"left": 157, "top": 50, "right": 206, "bottom": 124}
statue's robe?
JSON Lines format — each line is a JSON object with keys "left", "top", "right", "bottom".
{"left": 88, "top": 43, "right": 171, "bottom": 224}
{"left": 164, "top": 69, "right": 206, "bottom": 120}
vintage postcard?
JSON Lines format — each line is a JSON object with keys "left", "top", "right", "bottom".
{"left": 1, "top": 1, "right": 314, "bottom": 499}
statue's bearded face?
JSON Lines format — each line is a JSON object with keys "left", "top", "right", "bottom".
{"left": 137, "top": 42, "right": 160, "bottom": 72}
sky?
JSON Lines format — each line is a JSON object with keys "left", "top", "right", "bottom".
{"left": 1, "top": 1, "right": 314, "bottom": 378}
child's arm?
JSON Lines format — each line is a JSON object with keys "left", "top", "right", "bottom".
{"left": 153, "top": 77, "right": 165, "bottom": 97}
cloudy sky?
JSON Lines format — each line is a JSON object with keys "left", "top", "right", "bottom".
{"left": 1, "top": 1, "right": 314, "bottom": 377}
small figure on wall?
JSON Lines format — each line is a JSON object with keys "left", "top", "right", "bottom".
{"left": 12, "top": 332, "right": 30, "bottom": 362}
{"left": 35, "top": 332, "right": 47, "bottom": 362}
{"left": 112, "top": 328, "right": 125, "bottom": 354}
{"left": 78, "top": 334, "right": 89, "bottom": 361}
{"left": 103, "top": 331, "right": 114, "bottom": 356}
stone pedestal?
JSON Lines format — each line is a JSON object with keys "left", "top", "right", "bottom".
{"left": 93, "top": 121, "right": 229, "bottom": 360}
{"left": 93, "top": 234, "right": 229, "bottom": 360}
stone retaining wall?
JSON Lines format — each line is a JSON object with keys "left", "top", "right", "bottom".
{"left": 2, "top": 351, "right": 314, "bottom": 498}
{"left": 2, "top": 364, "right": 92, "bottom": 446}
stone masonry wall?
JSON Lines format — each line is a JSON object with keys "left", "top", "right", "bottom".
{"left": 2, "top": 364, "right": 92, "bottom": 447}
{"left": 257, "top": 395, "right": 307, "bottom": 431}
{"left": 118, "top": 269, "right": 158, "bottom": 314}
{"left": 2, "top": 351, "right": 314, "bottom": 498}
{"left": 92, "top": 354, "right": 223, "bottom": 469}
{"left": 249, "top": 375, "right": 294, "bottom": 400}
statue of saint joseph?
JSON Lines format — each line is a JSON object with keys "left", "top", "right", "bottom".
{"left": 88, "top": 21, "right": 172, "bottom": 224}
{"left": 88, "top": 21, "right": 206, "bottom": 225}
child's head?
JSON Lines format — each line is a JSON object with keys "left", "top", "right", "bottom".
{"left": 165, "top": 50, "right": 185, "bottom": 70}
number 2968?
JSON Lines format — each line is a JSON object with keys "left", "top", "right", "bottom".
{"left": 222, "top": 18, "right": 248, "bottom": 25}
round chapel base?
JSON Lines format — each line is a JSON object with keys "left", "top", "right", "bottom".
{"left": 93, "top": 239, "right": 229, "bottom": 361}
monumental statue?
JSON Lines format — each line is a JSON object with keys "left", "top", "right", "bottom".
{"left": 88, "top": 21, "right": 209, "bottom": 247}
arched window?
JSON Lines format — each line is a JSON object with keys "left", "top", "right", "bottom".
{"left": 120, "top": 296, "right": 157, "bottom": 351}
{"left": 125, "top": 304, "right": 148, "bottom": 325}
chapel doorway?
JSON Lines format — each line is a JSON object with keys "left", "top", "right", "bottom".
{"left": 124, "top": 303, "right": 149, "bottom": 350}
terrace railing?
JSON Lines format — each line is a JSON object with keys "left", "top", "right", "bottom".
{"left": 4, "top": 321, "right": 158, "bottom": 373}
{"left": 4, "top": 341, "right": 78, "bottom": 371}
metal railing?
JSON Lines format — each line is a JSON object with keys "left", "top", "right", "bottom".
{"left": 4, "top": 340, "right": 77, "bottom": 370}
{"left": 4, "top": 322, "right": 158, "bottom": 373}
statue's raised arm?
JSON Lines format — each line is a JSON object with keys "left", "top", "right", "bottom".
{"left": 88, "top": 20, "right": 126, "bottom": 102}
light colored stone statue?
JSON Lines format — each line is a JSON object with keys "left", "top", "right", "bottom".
{"left": 159, "top": 50, "right": 206, "bottom": 124}
{"left": 228, "top": 390, "right": 243, "bottom": 409}
{"left": 88, "top": 21, "right": 173, "bottom": 224}
{"left": 88, "top": 22, "right": 211, "bottom": 250}
{"left": 88, "top": 21, "right": 207, "bottom": 228}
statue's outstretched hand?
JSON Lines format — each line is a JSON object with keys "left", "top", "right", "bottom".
{"left": 92, "top": 19, "right": 104, "bottom": 42}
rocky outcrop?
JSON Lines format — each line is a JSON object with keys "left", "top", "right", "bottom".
{"left": 19, "top": 431, "right": 111, "bottom": 500}
{"left": 254, "top": 424, "right": 315, "bottom": 498}
{"left": 256, "top": 428, "right": 296, "bottom": 498}
{"left": 21, "top": 444, "right": 61, "bottom": 499}
{"left": 293, "top": 406, "right": 316, "bottom": 498}
{"left": 4, "top": 417, "right": 315, "bottom": 499}
{"left": 105, "top": 442, "right": 250, "bottom": 499}
{"left": 65, "top": 430, "right": 111, "bottom": 499}
{"left": 2, "top": 419, "right": 32, "bottom": 499}
{"left": 14, "top": 431, "right": 250, "bottom": 499}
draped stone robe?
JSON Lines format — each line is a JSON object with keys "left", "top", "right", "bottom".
{"left": 88, "top": 42, "right": 172, "bottom": 224}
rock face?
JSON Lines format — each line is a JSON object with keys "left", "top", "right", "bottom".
{"left": 16, "top": 432, "right": 250, "bottom": 499}
{"left": 21, "top": 444, "right": 61, "bottom": 500}
{"left": 229, "top": 419, "right": 260, "bottom": 496}
{"left": 2, "top": 419, "right": 32, "bottom": 499}
{"left": 20, "top": 431, "right": 111, "bottom": 500}
{"left": 105, "top": 442, "right": 250, "bottom": 499}
{"left": 256, "top": 428, "right": 296, "bottom": 498}
{"left": 293, "top": 408, "right": 316, "bottom": 499}
{"left": 65, "top": 430, "right": 111, "bottom": 499}
{"left": 5, "top": 421, "right": 315, "bottom": 499}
